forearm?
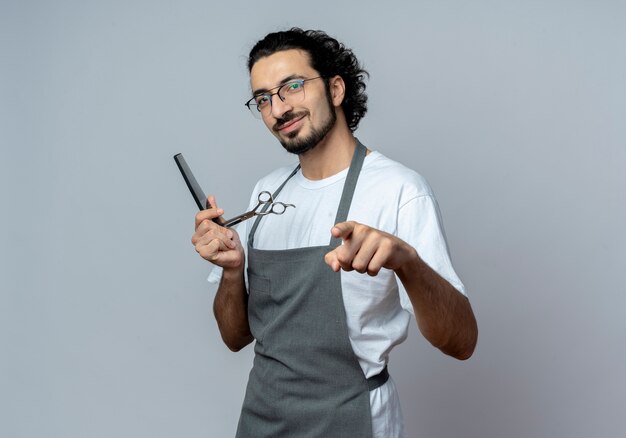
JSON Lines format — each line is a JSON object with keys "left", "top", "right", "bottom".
{"left": 397, "top": 251, "right": 478, "bottom": 360}
{"left": 213, "top": 268, "right": 254, "bottom": 352}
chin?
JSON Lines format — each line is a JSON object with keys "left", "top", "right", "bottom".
{"left": 277, "top": 105, "right": 337, "bottom": 155}
{"left": 280, "top": 135, "right": 318, "bottom": 155}
{"left": 275, "top": 127, "right": 311, "bottom": 155}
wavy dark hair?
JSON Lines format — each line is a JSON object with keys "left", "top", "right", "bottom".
{"left": 248, "top": 28, "right": 369, "bottom": 132}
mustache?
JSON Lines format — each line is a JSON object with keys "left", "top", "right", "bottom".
{"left": 273, "top": 111, "right": 308, "bottom": 132}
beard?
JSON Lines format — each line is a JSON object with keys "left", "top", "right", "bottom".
{"left": 272, "top": 91, "right": 337, "bottom": 155}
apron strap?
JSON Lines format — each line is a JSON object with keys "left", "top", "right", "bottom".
{"left": 248, "top": 139, "right": 368, "bottom": 249}
{"left": 329, "top": 140, "right": 367, "bottom": 247}
{"left": 248, "top": 164, "right": 300, "bottom": 248}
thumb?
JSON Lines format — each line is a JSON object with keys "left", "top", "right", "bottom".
{"left": 207, "top": 195, "right": 227, "bottom": 227}
{"left": 324, "top": 248, "right": 341, "bottom": 272}
{"left": 207, "top": 195, "right": 219, "bottom": 209}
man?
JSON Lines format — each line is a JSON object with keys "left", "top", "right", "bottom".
{"left": 192, "top": 28, "right": 477, "bottom": 438}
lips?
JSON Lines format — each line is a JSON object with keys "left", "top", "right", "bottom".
{"left": 274, "top": 112, "right": 307, "bottom": 134}
{"left": 278, "top": 116, "right": 304, "bottom": 133}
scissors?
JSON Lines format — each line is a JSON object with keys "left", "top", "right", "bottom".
{"left": 222, "top": 191, "right": 295, "bottom": 228}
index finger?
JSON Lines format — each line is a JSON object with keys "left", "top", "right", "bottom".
{"left": 331, "top": 221, "right": 356, "bottom": 240}
{"left": 195, "top": 195, "right": 225, "bottom": 228}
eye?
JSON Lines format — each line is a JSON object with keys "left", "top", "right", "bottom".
{"left": 255, "top": 95, "right": 270, "bottom": 107}
{"left": 284, "top": 81, "right": 303, "bottom": 93}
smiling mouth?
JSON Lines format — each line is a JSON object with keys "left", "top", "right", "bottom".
{"left": 274, "top": 112, "right": 307, "bottom": 133}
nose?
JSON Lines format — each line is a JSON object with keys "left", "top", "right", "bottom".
{"left": 270, "top": 93, "right": 293, "bottom": 119}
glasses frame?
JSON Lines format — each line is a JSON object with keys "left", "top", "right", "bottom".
{"left": 244, "top": 76, "right": 324, "bottom": 118}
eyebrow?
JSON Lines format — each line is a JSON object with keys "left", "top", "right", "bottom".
{"left": 252, "top": 74, "right": 305, "bottom": 96}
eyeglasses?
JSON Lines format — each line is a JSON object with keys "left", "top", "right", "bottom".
{"left": 244, "top": 76, "right": 323, "bottom": 119}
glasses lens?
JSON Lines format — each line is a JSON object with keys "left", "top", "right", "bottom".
{"left": 245, "top": 79, "right": 309, "bottom": 119}
{"left": 247, "top": 92, "right": 272, "bottom": 119}
{"left": 247, "top": 101, "right": 263, "bottom": 119}
{"left": 278, "top": 80, "right": 305, "bottom": 105}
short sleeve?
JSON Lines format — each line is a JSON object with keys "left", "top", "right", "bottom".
{"left": 396, "top": 195, "right": 467, "bottom": 314}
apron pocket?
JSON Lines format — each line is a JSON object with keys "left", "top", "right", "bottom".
{"left": 247, "top": 271, "right": 273, "bottom": 342}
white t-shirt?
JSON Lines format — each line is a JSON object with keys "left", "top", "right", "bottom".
{"left": 209, "top": 150, "right": 466, "bottom": 438}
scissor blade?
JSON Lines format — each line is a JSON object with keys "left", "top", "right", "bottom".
{"left": 222, "top": 211, "right": 256, "bottom": 228}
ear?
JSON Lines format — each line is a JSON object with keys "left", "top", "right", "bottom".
{"left": 328, "top": 76, "right": 346, "bottom": 107}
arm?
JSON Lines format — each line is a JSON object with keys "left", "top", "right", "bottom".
{"left": 324, "top": 222, "right": 477, "bottom": 360}
{"left": 213, "top": 266, "right": 254, "bottom": 352}
{"left": 192, "top": 196, "right": 254, "bottom": 352}
{"left": 395, "top": 249, "right": 477, "bottom": 360}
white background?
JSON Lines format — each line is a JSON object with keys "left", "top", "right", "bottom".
{"left": 2, "top": 1, "right": 625, "bottom": 437}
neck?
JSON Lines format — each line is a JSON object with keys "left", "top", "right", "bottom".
{"left": 297, "top": 118, "right": 358, "bottom": 180}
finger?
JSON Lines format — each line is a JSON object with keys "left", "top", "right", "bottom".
{"left": 196, "top": 237, "right": 224, "bottom": 261}
{"left": 324, "top": 249, "right": 342, "bottom": 272}
{"left": 324, "top": 251, "right": 335, "bottom": 270}
{"left": 192, "top": 219, "right": 224, "bottom": 246}
{"left": 331, "top": 221, "right": 356, "bottom": 240}
{"left": 329, "top": 242, "right": 358, "bottom": 272}
{"left": 207, "top": 195, "right": 218, "bottom": 209}
{"left": 208, "top": 195, "right": 232, "bottom": 226}
{"left": 202, "top": 241, "right": 243, "bottom": 268}
{"left": 200, "top": 227, "right": 237, "bottom": 249}
{"left": 195, "top": 195, "right": 224, "bottom": 228}
{"left": 324, "top": 247, "right": 349, "bottom": 272}
{"left": 366, "top": 248, "right": 388, "bottom": 276}
{"left": 351, "top": 238, "right": 378, "bottom": 274}
{"left": 193, "top": 219, "right": 236, "bottom": 247}
{"left": 195, "top": 217, "right": 231, "bottom": 239}
{"left": 196, "top": 232, "right": 235, "bottom": 259}
{"left": 195, "top": 208, "right": 225, "bottom": 229}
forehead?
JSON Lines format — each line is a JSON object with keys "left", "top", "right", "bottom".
{"left": 250, "top": 49, "right": 317, "bottom": 91}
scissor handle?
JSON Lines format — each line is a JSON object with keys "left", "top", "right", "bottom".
{"left": 268, "top": 202, "right": 295, "bottom": 215}
{"left": 220, "top": 191, "right": 295, "bottom": 226}
{"left": 257, "top": 191, "right": 273, "bottom": 203}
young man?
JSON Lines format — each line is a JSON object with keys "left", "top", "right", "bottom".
{"left": 192, "top": 28, "right": 477, "bottom": 438}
